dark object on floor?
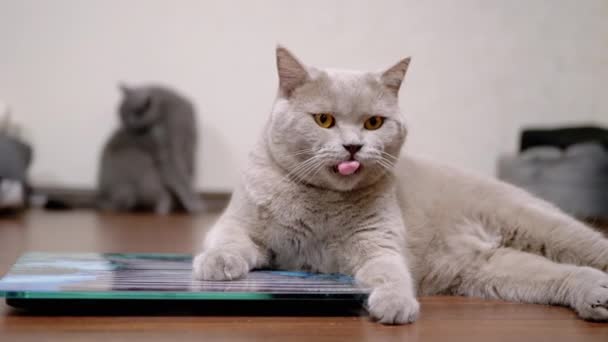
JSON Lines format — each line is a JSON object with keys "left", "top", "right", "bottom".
{"left": 42, "top": 198, "right": 74, "bottom": 210}
{"left": 520, "top": 126, "right": 608, "bottom": 152}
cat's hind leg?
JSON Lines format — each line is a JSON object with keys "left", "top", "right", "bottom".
{"left": 455, "top": 247, "right": 608, "bottom": 321}
{"left": 487, "top": 196, "right": 608, "bottom": 273}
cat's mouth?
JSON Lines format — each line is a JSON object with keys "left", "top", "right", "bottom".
{"left": 333, "top": 160, "right": 361, "bottom": 176}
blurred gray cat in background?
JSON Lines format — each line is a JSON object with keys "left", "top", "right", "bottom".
{"left": 98, "top": 84, "right": 202, "bottom": 214}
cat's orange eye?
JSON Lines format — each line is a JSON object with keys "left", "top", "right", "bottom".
{"left": 364, "top": 116, "right": 384, "bottom": 130}
{"left": 313, "top": 113, "right": 335, "bottom": 129}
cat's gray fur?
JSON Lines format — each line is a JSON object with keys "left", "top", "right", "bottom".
{"left": 98, "top": 85, "right": 202, "bottom": 214}
{"left": 193, "top": 47, "right": 608, "bottom": 324}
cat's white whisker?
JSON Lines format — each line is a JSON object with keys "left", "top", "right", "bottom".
{"left": 297, "top": 159, "right": 326, "bottom": 182}
{"left": 306, "top": 162, "right": 326, "bottom": 182}
{"left": 292, "top": 148, "right": 316, "bottom": 157}
{"left": 380, "top": 151, "right": 399, "bottom": 161}
{"left": 375, "top": 158, "right": 395, "bottom": 176}
{"left": 376, "top": 156, "right": 395, "bottom": 168}
{"left": 285, "top": 156, "right": 322, "bottom": 183}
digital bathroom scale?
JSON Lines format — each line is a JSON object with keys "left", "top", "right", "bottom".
{"left": 0, "top": 253, "right": 368, "bottom": 315}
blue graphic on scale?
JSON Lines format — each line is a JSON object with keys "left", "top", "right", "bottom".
{"left": 0, "top": 252, "right": 368, "bottom": 300}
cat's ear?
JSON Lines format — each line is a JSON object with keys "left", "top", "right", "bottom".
{"left": 118, "top": 82, "right": 132, "bottom": 96}
{"left": 380, "top": 57, "right": 411, "bottom": 95}
{"left": 276, "top": 45, "right": 309, "bottom": 97}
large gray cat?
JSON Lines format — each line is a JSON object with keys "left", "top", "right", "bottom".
{"left": 98, "top": 85, "right": 202, "bottom": 214}
{"left": 194, "top": 47, "right": 608, "bottom": 324}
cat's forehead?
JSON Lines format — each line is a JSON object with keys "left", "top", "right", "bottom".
{"left": 322, "top": 68, "right": 378, "bottom": 87}
{"left": 293, "top": 68, "right": 396, "bottom": 114}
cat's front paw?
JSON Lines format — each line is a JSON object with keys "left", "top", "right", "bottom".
{"left": 366, "top": 285, "right": 420, "bottom": 324}
{"left": 575, "top": 277, "right": 608, "bottom": 321}
{"left": 192, "top": 250, "right": 249, "bottom": 281}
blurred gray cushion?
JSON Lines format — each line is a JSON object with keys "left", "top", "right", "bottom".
{"left": 498, "top": 143, "right": 608, "bottom": 219}
{"left": 0, "top": 134, "right": 32, "bottom": 181}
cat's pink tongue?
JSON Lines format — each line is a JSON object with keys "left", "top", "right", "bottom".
{"left": 337, "top": 161, "right": 360, "bottom": 176}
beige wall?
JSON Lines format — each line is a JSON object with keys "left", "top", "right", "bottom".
{"left": 1, "top": 0, "right": 607, "bottom": 192}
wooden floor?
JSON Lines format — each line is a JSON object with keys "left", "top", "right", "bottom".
{"left": 0, "top": 210, "right": 607, "bottom": 341}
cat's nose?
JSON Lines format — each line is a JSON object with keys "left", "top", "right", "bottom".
{"left": 343, "top": 144, "right": 363, "bottom": 155}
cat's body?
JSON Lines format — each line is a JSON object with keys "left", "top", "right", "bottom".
{"left": 397, "top": 155, "right": 608, "bottom": 312}
{"left": 99, "top": 126, "right": 171, "bottom": 213}
{"left": 98, "top": 85, "right": 202, "bottom": 214}
{"left": 194, "top": 47, "right": 608, "bottom": 324}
